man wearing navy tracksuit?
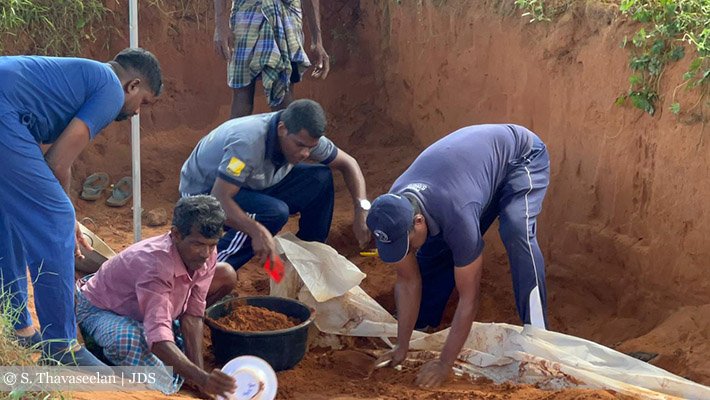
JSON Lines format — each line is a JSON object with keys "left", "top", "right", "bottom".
{"left": 0, "top": 49, "right": 162, "bottom": 365}
{"left": 366, "top": 124, "right": 550, "bottom": 388}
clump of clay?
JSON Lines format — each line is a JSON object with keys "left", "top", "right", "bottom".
{"left": 211, "top": 305, "right": 300, "bottom": 332}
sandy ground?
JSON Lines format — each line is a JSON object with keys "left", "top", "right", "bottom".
{"left": 51, "top": 210, "right": 641, "bottom": 399}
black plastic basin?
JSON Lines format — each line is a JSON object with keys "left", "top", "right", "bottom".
{"left": 205, "top": 296, "right": 314, "bottom": 371}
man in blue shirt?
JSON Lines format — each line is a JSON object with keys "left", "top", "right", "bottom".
{"left": 366, "top": 124, "right": 550, "bottom": 388}
{"left": 0, "top": 48, "right": 162, "bottom": 366}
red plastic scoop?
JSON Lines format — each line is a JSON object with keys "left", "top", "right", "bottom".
{"left": 264, "top": 256, "right": 285, "bottom": 283}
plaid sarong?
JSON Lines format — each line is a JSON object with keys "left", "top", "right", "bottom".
{"left": 75, "top": 289, "right": 184, "bottom": 395}
{"left": 228, "top": 0, "right": 311, "bottom": 107}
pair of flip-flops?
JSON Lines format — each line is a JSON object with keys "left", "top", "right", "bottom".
{"left": 80, "top": 173, "right": 133, "bottom": 207}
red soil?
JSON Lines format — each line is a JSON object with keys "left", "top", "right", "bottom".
{"left": 211, "top": 305, "right": 299, "bottom": 332}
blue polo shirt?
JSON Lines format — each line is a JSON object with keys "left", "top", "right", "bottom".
{"left": 0, "top": 56, "right": 123, "bottom": 143}
{"left": 179, "top": 111, "right": 338, "bottom": 195}
{"left": 390, "top": 124, "right": 535, "bottom": 266}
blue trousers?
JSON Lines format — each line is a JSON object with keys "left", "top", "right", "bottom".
{"left": 0, "top": 111, "right": 77, "bottom": 348}
{"left": 415, "top": 135, "right": 550, "bottom": 329}
{"left": 217, "top": 163, "right": 334, "bottom": 269}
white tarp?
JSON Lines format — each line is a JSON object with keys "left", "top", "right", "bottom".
{"left": 271, "top": 234, "right": 366, "bottom": 302}
{"left": 273, "top": 233, "right": 710, "bottom": 400}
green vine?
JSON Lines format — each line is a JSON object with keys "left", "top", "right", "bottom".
{"left": 515, "top": 0, "right": 709, "bottom": 116}
{"left": 617, "top": 0, "right": 708, "bottom": 115}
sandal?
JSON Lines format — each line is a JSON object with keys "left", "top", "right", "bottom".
{"left": 79, "top": 172, "right": 110, "bottom": 201}
{"left": 105, "top": 176, "right": 133, "bottom": 207}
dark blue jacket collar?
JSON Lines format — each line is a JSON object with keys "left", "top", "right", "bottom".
{"left": 265, "top": 111, "right": 287, "bottom": 168}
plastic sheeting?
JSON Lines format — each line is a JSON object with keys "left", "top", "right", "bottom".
{"left": 273, "top": 233, "right": 710, "bottom": 400}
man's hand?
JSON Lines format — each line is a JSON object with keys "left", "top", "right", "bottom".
{"left": 310, "top": 43, "right": 330, "bottom": 79}
{"left": 372, "top": 344, "right": 408, "bottom": 370}
{"left": 251, "top": 223, "right": 279, "bottom": 265}
{"left": 415, "top": 359, "right": 452, "bottom": 389}
{"left": 74, "top": 220, "right": 92, "bottom": 260}
{"left": 200, "top": 369, "right": 236, "bottom": 398}
{"left": 213, "top": 22, "right": 233, "bottom": 61}
{"left": 353, "top": 210, "right": 370, "bottom": 249}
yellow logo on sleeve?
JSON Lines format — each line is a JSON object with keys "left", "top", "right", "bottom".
{"left": 227, "top": 157, "right": 246, "bottom": 176}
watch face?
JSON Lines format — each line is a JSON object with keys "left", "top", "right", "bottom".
{"left": 360, "top": 199, "right": 371, "bottom": 211}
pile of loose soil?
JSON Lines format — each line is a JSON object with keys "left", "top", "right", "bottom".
{"left": 276, "top": 350, "right": 638, "bottom": 400}
{"left": 210, "top": 305, "right": 300, "bottom": 332}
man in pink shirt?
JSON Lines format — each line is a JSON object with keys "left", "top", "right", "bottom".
{"left": 76, "top": 195, "right": 237, "bottom": 397}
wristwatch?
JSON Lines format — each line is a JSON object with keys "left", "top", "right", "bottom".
{"left": 357, "top": 199, "right": 371, "bottom": 211}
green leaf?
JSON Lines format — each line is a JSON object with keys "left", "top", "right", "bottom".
{"left": 669, "top": 46, "right": 685, "bottom": 61}
{"left": 651, "top": 39, "right": 665, "bottom": 55}
{"left": 648, "top": 57, "right": 663, "bottom": 75}
{"left": 619, "top": 0, "right": 634, "bottom": 13}
{"left": 688, "top": 58, "right": 702, "bottom": 72}
{"left": 629, "top": 74, "right": 643, "bottom": 85}
{"left": 670, "top": 102, "right": 681, "bottom": 114}
{"left": 634, "top": 10, "right": 652, "bottom": 23}
{"left": 632, "top": 29, "right": 647, "bottom": 47}
{"left": 630, "top": 55, "right": 650, "bottom": 70}
{"left": 630, "top": 92, "right": 655, "bottom": 115}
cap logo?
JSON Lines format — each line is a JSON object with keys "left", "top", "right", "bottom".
{"left": 373, "top": 230, "right": 390, "bottom": 243}
{"left": 404, "top": 183, "right": 428, "bottom": 192}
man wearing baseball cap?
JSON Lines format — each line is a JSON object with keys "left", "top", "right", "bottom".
{"left": 366, "top": 124, "right": 550, "bottom": 388}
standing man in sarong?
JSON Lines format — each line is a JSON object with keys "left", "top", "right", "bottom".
{"left": 213, "top": 0, "right": 330, "bottom": 118}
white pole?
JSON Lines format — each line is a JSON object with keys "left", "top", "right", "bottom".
{"left": 129, "top": 0, "right": 141, "bottom": 242}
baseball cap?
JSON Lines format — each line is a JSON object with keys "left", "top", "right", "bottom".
{"left": 365, "top": 194, "right": 414, "bottom": 263}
